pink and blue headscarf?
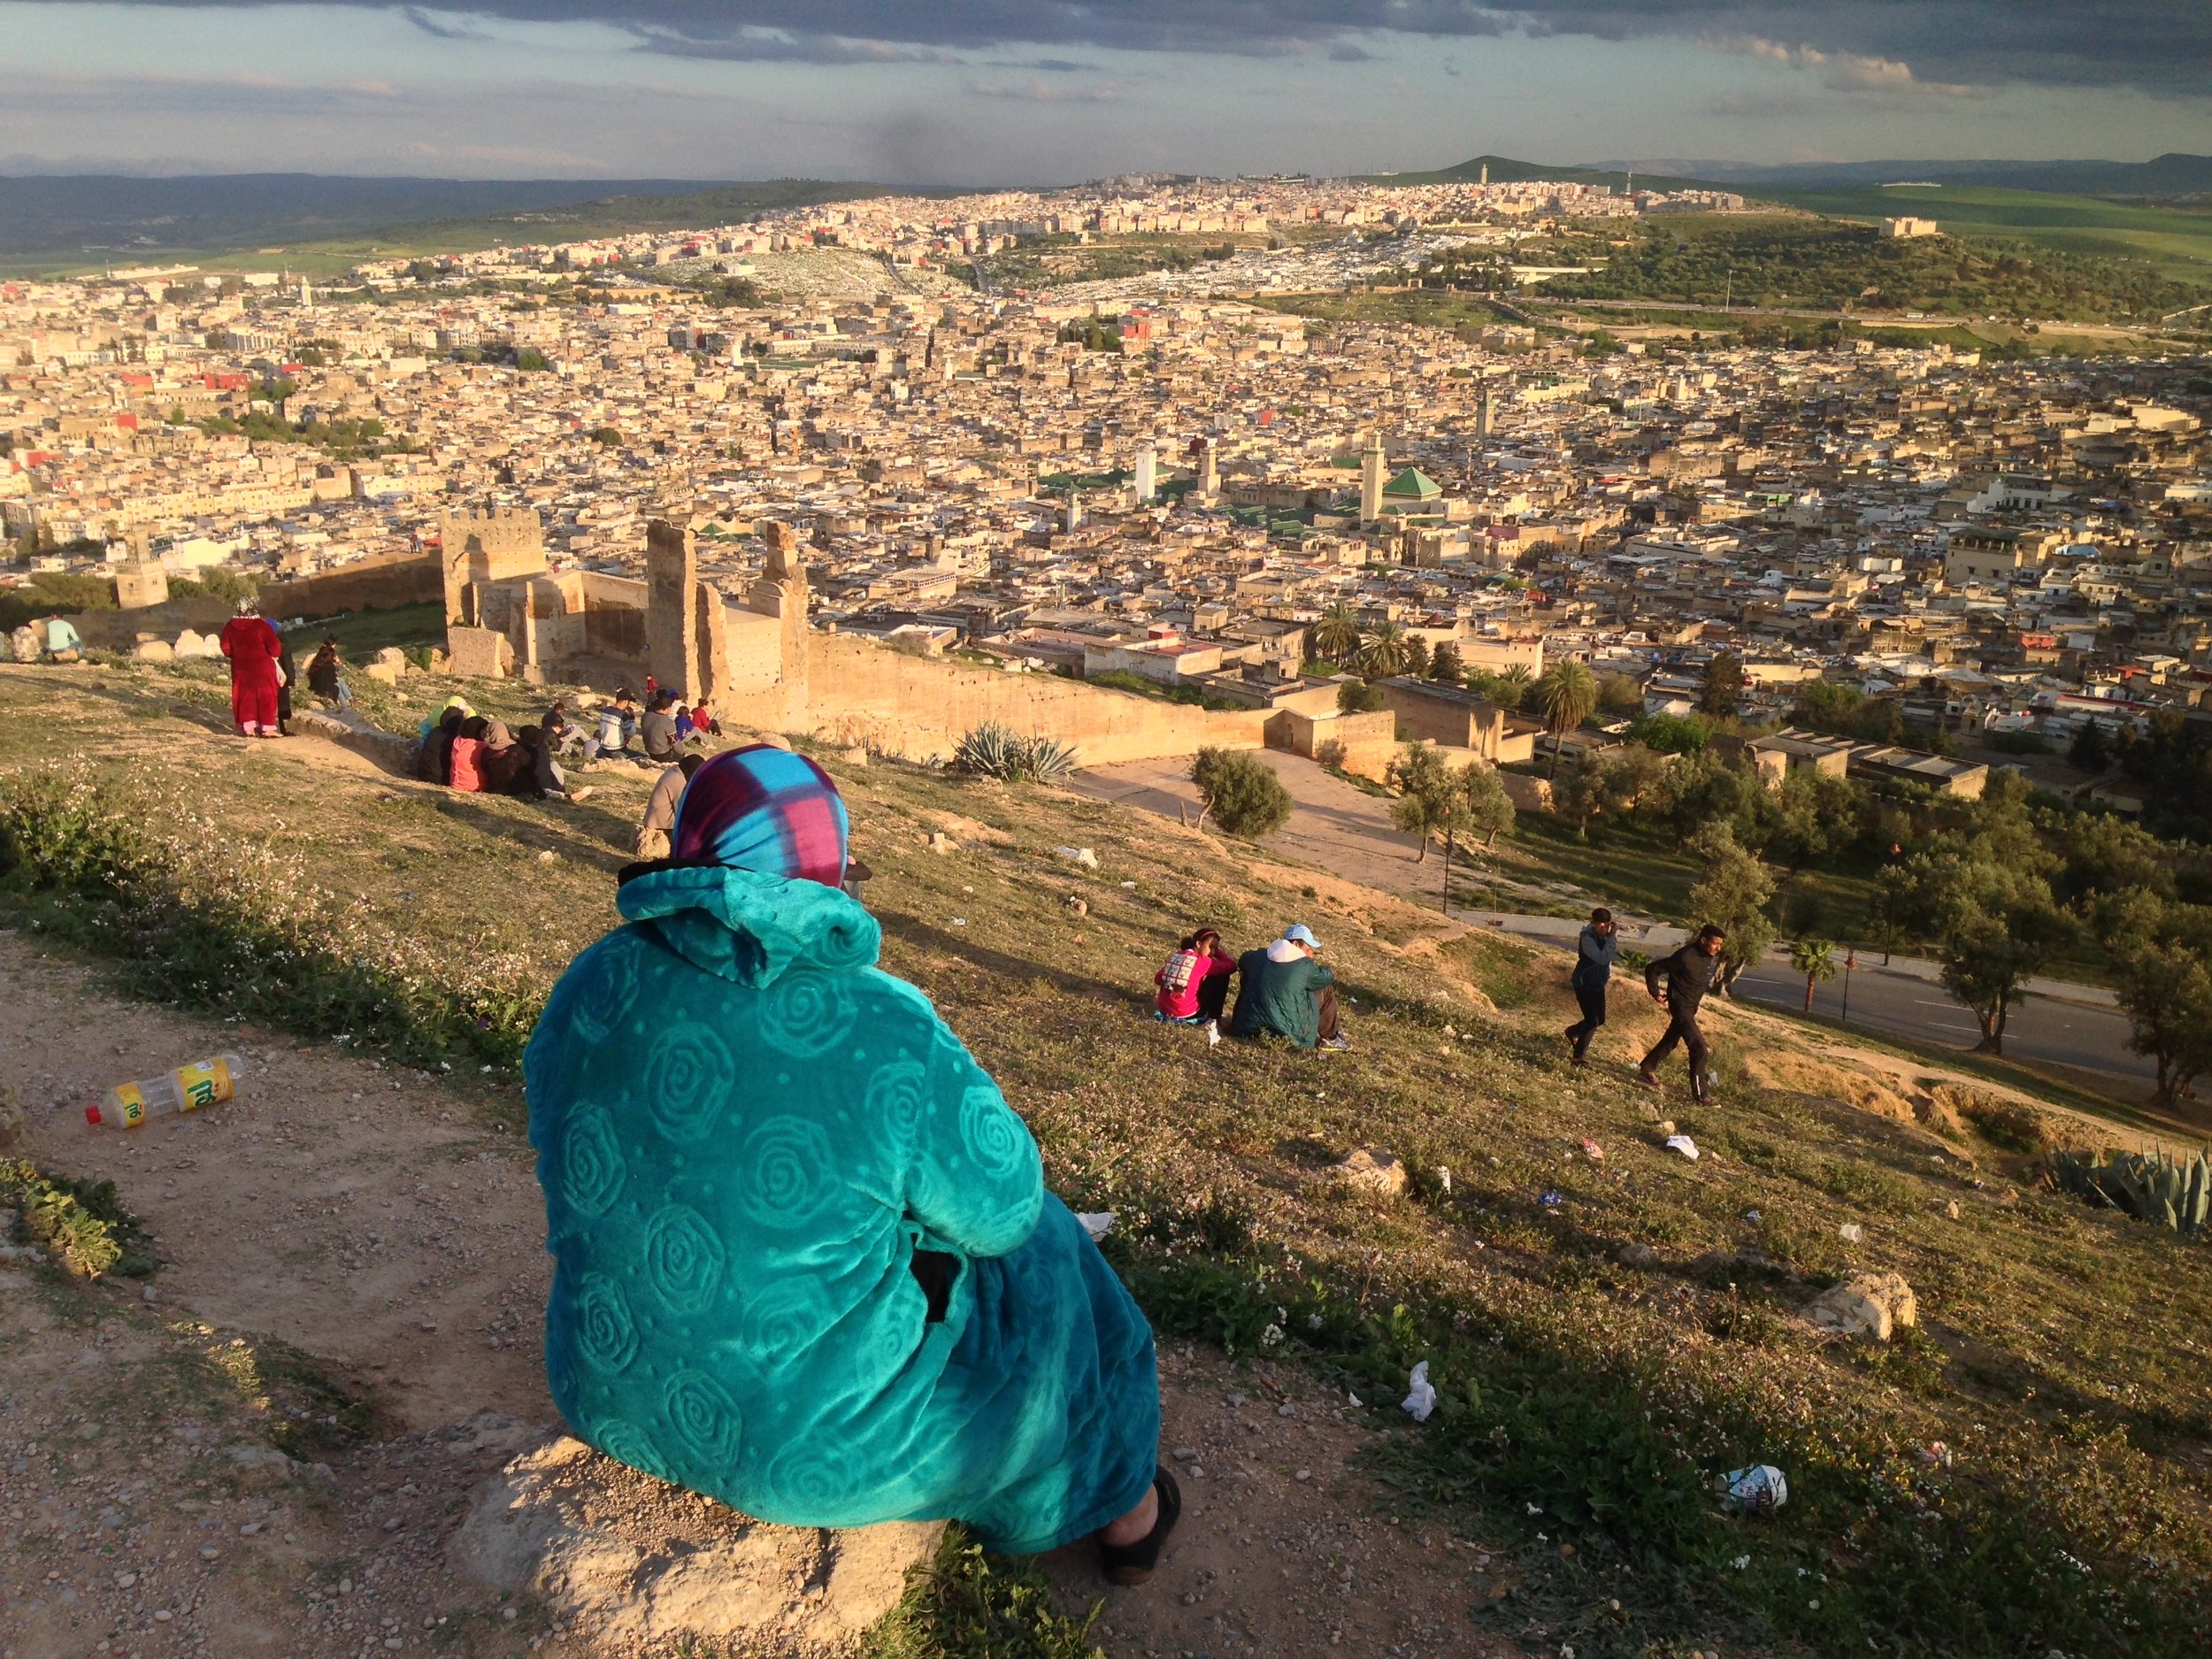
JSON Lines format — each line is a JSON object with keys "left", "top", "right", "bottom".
{"left": 670, "top": 744, "right": 849, "bottom": 889}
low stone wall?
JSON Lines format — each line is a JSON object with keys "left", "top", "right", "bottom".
{"left": 260, "top": 553, "right": 442, "bottom": 620}
{"left": 72, "top": 598, "right": 235, "bottom": 649}
{"left": 797, "top": 632, "right": 1270, "bottom": 765}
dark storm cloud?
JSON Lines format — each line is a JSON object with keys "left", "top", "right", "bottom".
{"left": 34, "top": 3, "right": 2212, "bottom": 93}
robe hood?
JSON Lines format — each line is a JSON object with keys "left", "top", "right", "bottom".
{"left": 617, "top": 863, "right": 879, "bottom": 987}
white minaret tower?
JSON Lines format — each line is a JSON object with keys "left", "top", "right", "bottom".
{"left": 1359, "top": 427, "right": 1386, "bottom": 524}
{"left": 1133, "top": 442, "right": 1156, "bottom": 503}
{"left": 1198, "top": 438, "right": 1218, "bottom": 498}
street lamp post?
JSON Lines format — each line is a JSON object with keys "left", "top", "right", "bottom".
{"left": 1842, "top": 948, "right": 1857, "bottom": 1025}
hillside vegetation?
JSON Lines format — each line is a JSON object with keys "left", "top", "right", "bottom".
{"left": 1536, "top": 214, "right": 2201, "bottom": 323}
{"left": 1770, "top": 185, "right": 2212, "bottom": 288}
{"left": 2, "top": 657, "right": 2209, "bottom": 1657}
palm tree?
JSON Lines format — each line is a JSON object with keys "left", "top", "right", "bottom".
{"left": 1790, "top": 937, "right": 1838, "bottom": 1012}
{"left": 1531, "top": 660, "right": 1598, "bottom": 775}
{"left": 1311, "top": 601, "right": 1362, "bottom": 667}
{"left": 1358, "top": 619, "right": 1410, "bottom": 679}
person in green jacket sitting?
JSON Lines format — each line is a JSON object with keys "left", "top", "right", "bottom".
{"left": 1228, "top": 923, "right": 1349, "bottom": 1050}
{"left": 524, "top": 745, "right": 1179, "bottom": 1583}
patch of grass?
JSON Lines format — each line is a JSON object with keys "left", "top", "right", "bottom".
{"left": 188, "top": 1322, "right": 378, "bottom": 1457}
{"left": 0, "top": 1157, "right": 157, "bottom": 1277}
{"left": 0, "top": 764, "right": 544, "bottom": 1076}
{"left": 1247, "top": 290, "right": 1523, "bottom": 335}
{"left": 864, "top": 1532, "right": 1102, "bottom": 1659}
{"left": 282, "top": 602, "right": 448, "bottom": 663}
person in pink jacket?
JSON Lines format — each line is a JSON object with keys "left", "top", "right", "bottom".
{"left": 1155, "top": 929, "right": 1237, "bottom": 1025}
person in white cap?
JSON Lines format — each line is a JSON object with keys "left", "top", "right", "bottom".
{"left": 1227, "top": 923, "right": 1348, "bottom": 1050}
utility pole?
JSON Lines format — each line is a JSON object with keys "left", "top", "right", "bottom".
{"left": 1441, "top": 827, "right": 1454, "bottom": 915}
{"left": 1841, "top": 948, "right": 1856, "bottom": 1025}
{"left": 1724, "top": 268, "right": 1732, "bottom": 312}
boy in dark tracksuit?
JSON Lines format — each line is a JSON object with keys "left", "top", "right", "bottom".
{"left": 1564, "top": 907, "right": 1618, "bottom": 1066}
{"left": 1640, "top": 925, "right": 1725, "bottom": 1101}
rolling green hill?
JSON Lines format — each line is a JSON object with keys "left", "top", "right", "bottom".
{"left": 1534, "top": 211, "right": 2205, "bottom": 322}
{"left": 1771, "top": 183, "right": 2212, "bottom": 288}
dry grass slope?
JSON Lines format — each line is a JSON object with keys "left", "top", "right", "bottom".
{"left": 2, "top": 657, "right": 2208, "bottom": 1657}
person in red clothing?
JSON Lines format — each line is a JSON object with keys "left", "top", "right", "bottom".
{"left": 218, "top": 597, "right": 284, "bottom": 737}
{"left": 1155, "top": 928, "right": 1236, "bottom": 1025}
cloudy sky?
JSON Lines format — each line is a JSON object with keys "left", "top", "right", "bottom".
{"left": 4, "top": 1, "right": 2207, "bottom": 180}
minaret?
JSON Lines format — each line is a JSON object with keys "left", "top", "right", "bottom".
{"left": 1359, "top": 428, "right": 1386, "bottom": 524}
{"left": 1133, "top": 442, "right": 1156, "bottom": 503}
{"left": 1064, "top": 490, "right": 1085, "bottom": 534}
{"left": 1475, "top": 381, "right": 1492, "bottom": 442}
{"left": 1198, "top": 438, "right": 1218, "bottom": 498}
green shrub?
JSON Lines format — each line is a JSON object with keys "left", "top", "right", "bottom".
{"left": 1955, "top": 1092, "right": 2051, "bottom": 1154}
{"left": 1190, "top": 748, "right": 1292, "bottom": 839}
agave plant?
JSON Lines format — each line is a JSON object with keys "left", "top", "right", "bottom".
{"left": 952, "top": 722, "right": 1079, "bottom": 784}
{"left": 2051, "top": 1146, "right": 2211, "bottom": 1239}
{"left": 1024, "top": 736, "right": 1080, "bottom": 781}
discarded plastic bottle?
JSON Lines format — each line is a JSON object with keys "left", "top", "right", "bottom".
{"left": 87, "top": 1054, "right": 245, "bottom": 1129}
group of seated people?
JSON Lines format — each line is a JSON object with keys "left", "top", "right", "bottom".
{"left": 1154, "top": 923, "right": 1350, "bottom": 1050}
{"left": 564, "top": 681, "right": 724, "bottom": 768}
{"left": 417, "top": 696, "right": 593, "bottom": 803}
{"left": 414, "top": 680, "right": 733, "bottom": 805}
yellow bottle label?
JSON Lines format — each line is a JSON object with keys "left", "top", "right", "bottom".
{"left": 114, "top": 1083, "right": 148, "bottom": 1129}
{"left": 173, "top": 1058, "right": 233, "bottom": 1112}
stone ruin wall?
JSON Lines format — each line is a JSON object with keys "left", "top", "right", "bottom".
{"left": 260, "top": 551, "right": 443, "bottom": 620}
{"left": 795, "top": 632, "right": 1270, "bottom": 766}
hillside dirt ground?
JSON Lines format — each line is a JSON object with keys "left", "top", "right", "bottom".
{"left": 0, "top": 929, "right": 1523, "bottom": 1659}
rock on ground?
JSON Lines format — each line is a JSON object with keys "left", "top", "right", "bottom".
{"left": 1331, "top": 1148, "right": 1408, "bottom": 1198}
{"left": 449, "top": 1434, "right": 941, "bottom": 1652}
{"left": 1806, "top": 1271, "right": 1918, "bottom": 1341}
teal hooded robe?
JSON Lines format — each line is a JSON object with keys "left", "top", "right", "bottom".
{"left": 523, "top": 864, "right": 1160, "bottom": 1553}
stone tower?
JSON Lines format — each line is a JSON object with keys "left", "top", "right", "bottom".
{"left": 114, "top": 531, "right": 169, "bottom": 610}
{"left": 1133, "top": 442, "right": 1156, "bottom": 503}
{"left": 646, "top": 518, "right": 703, "bottom": 700}
{"left": 438, "top": 505, "right": 545, "bottom": 624}
{"left": 1197, "top": 438, "right": 1218, "bottom": 499}
{"left": 1359, "top": 428, "right": 1386, "bottom": 524}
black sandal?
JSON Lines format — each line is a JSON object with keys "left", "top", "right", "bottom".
{"left": 1099, "top": 1465, "right": 1182, "bottom": 1586}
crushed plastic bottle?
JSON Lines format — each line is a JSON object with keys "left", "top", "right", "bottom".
{"left": 88, "top": 1054, "right": 244, "bottom": 1129}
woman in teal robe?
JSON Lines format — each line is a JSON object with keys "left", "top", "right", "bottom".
{"left": 524, "top": 745, "right": 1176, "bottom": 1575}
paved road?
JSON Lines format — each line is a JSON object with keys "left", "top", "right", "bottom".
{"left": 1075, "top": 751, "right": 2153, "bottom": 1094}
{"left": 1503, "top": 930, "right": 2152, "bottom": 1087}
